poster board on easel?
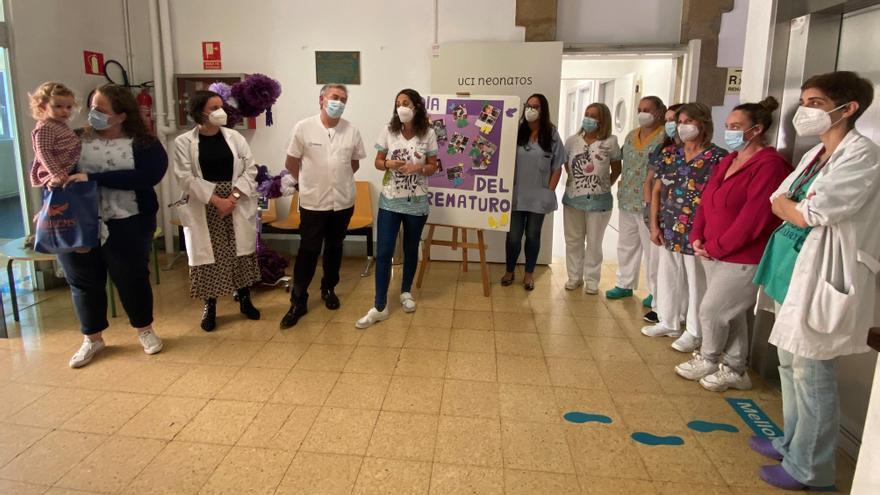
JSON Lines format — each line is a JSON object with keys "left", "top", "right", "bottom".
{"left": 425, "top": 94, "right": 520, "bottom": 230}
{"left": 415, "top": 94, "right": 520, "bottom": 296}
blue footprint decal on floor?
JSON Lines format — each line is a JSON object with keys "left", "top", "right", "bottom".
{"left": 688, "top": 420, "right": 739, "bottom": 433}
{"left": 563, "top": 412, "right": 612, "bottom": 424}
{"left": 631, "top": 432, "right": 684, "bottom": 446}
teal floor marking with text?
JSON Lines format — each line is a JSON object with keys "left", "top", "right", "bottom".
{"left": 725, "top": 398, "right": 783, "bottom": 438}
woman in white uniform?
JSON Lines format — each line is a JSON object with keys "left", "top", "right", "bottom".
{"left": 173, "top": 90, "right": 261, "bottom": 332}
{"left": 750, "top": 71, "right": 879, "bottom": 491}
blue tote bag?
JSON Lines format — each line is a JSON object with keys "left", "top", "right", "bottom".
{"left": 34, "top": 181, "right": 101, "bottom": 254}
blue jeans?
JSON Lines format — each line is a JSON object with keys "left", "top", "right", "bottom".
{"left": 374, "top": 208, "right": 427, "bottom": 311}
{"left": 772, "top": 348, "right": 838, "bottom": 487}
{"left": 57, "top": 214, "right": 155, "bottom": 335}
{"left": 505, "top": 210, "right": 545, "bottom": 273}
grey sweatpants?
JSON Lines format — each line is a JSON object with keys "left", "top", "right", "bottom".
{"left": 699, "top": 259, "right": 758, "bottom": 373}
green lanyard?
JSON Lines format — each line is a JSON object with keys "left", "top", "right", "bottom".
{"left": 789, "top": 148, "right": 828, "bottom": 196}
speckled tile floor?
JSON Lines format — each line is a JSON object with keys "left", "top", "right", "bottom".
{"left": 0, "top": 256, "right": 856, "bottom": 494}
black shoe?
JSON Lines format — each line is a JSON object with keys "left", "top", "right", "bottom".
{"left": 643, "top": 311, "right": 659, "bottom": 324}
{"left": 280, "top": 304, "right": 308, "bottom": 328}
{"left": 201, "top": 298, "right": 217, "bottom": 332}
{"left": 321, "top": 289, "right": 340, "bottom": 310}
{"left": 235, "top": 287, "right": 261, "bottom": 320}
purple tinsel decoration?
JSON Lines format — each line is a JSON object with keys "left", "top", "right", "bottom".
{"left": 256, "top": 170, "right": 289, "bottom": 199}
{"left": 207, "top": 82, "right": 232, "bottom": 102}
{"left": 255, "top": 164, "right": 270, "bottom": 186}
{"left": 255, "top": 233, "right": 289, "bottom": 284}
{"left": 231, "top": 73, "right": 282, "bottom": 122}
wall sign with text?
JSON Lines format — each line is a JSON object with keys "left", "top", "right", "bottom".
{"left": 202, "top": 41, "right": 222, "bottom": 70}
{"left": 726, "top": 67, "right": 743, "bottom": 95}
{"left": 315, "top": 51, "right": 361, "bottom": 85}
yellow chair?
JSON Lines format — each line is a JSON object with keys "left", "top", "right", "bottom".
{"left": 265, "top": 182, "right": 374, "bottom": 276}
{"left": 259, "top": 198, "right": 278, "bottom": 225}
{"left": 268, "top": 193, "right": 300, "bottom": 231}
{"left": 348, "top": 182, "right": 374, "bottom": 276}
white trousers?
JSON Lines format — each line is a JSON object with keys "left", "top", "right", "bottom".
{"left": 563, "top": 205, "right": 612, "bottom": 284}
{"left": 614, "top": 210, "right": 657, "bottom": 292}
{"left": 656, "top": 248, "right": 706, "bottom": 338}
{"left": 642, "top": 234, "right": 660, "bottom": 310}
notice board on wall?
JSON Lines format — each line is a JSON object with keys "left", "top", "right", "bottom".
{"left": 315, "top": 51, "right": 361, "bottom": 85}
{"left": 424, "top": 94, "right": 520, "bottom": 232}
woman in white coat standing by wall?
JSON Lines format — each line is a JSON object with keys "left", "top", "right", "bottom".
{"left": 173, "top": 90, "right": 261, "bottom": 332}
{"left": 750, "top": 71, "right": 879, "bottom": 491}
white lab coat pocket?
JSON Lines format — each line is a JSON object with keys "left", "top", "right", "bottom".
{"left": 170, "top": 194, "right": 198, "bottom": 228}
{"left": 807, "top": 279, "right": 857, "bottom": 334}
{"left": 806, "top": 225, "right": 857, "bottom": 334}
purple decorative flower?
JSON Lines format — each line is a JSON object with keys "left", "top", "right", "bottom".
{"left": 255, "top": 164, "right": 271, "bottom": 186}
{"left": 208, "top": 82, "right": 233, "bottom": 102}
{"left": 231, "top": 73, "right": 282, "bottom": 119}
{"left": 223, "top": 102, "right": 243, "bottom": 128}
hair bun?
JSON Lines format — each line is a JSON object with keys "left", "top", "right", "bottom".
{"left": 759, "top": 96, "right": 779, "bottom": 112}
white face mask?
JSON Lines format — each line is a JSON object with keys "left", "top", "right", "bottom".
{"left": 207, "top": 108, "right": 227, "bottom": 126}
{"left": 677, "top": 123, "right": 700, "bottom": 142}
{"left": 524, "top": 107, "right": 540, "bottom": 123}
{"left": 637, "top": 112, "right": 655, "bottom": 127}
{"left": 397, "top": 106, "right": 414, "bottom": 124}
{"left": 792, "top": 103, "right": 848, "bottom": 137}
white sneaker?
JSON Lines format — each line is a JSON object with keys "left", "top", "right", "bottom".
{"left": 138, "top": 328, "right": 164, "bottom": 355}
{"left": 400, "top": 292, "right": 417, "bottom": 313}
{"left": 674, "top": 352, "right": 719, "bottom": 381}
{"left": 700, "top": 364, "right": 753, "bottom": 392}
{"left": 356, "top": 307, "right": 390, "bottom": 329}
{"left": 564, "top": 279, "right": 583, "bottom": 291}
{"left": 671, "top": 331, "right": 701, "bottom": 353}
{"left": 584, "top": 281, "right": 599, "bottom": 295}
{"left": 69, "top": 337, "right": 106, "bottom": 368}
{"left": 641, "top": 323, "right": 681, "bottom": 338}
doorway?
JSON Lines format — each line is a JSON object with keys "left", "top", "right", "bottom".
{"left": 0, "top": 44, "right": 24, "bottom": 242}
{"left": 553, "top": 54, "right": 681, "bottom": 271}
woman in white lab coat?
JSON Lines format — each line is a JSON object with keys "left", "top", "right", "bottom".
{"left": 751, "top": 71, "right": 879, "bottom": 491}
{"left": 173, "top": 90, "right": 261, "bottom": 332}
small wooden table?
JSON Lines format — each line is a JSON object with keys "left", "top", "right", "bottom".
{"left": 0, "top": 237, "right": 56, "bottom": 338}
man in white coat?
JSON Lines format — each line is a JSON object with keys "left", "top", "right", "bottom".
{"left": 280, "top": 83, "right": 366, "bottom": 328}
{"left": 749, "top": 71, "right": 879, "bottom": 491}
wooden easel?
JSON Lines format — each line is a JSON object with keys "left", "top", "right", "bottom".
{"left": 416, "top": 223, "right": 490, "bottom": 296}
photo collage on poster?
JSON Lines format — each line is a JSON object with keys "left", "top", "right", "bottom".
{"left": 427, "top": 99, "right": 506, "bottom": 191}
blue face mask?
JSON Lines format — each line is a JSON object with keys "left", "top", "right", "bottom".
{"left": 88, "top": 108, "right": 112, "bottom": 130}
{"left": 325, "top": 99, "right": 345, "bottom": 119}
{"left": 581, "top": 117, "right": 599, "bottom": 133}
{"left": 724, "top": 125, "right": 757, "bottom": 151}
{"left": 664, "top": 121, "right": 677, "bottom": 138}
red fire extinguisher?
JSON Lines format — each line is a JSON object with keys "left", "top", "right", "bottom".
{"left": 136, "top": 88, "right": 154, "bottom": 135}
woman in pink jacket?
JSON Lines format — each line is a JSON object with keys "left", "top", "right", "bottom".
{"left": 674, "top": 96, "right": 791, "bottom": 392}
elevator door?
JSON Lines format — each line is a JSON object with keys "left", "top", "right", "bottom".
{"left": 835, "top": 3, "right": 880, "bottom": 454}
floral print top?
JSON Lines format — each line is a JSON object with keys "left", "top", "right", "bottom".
{"left": 618, "top": 126, "right": 666, "bottom": 213}
{"left": 656, "top": 143, "right": 728, "bottom": 254}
